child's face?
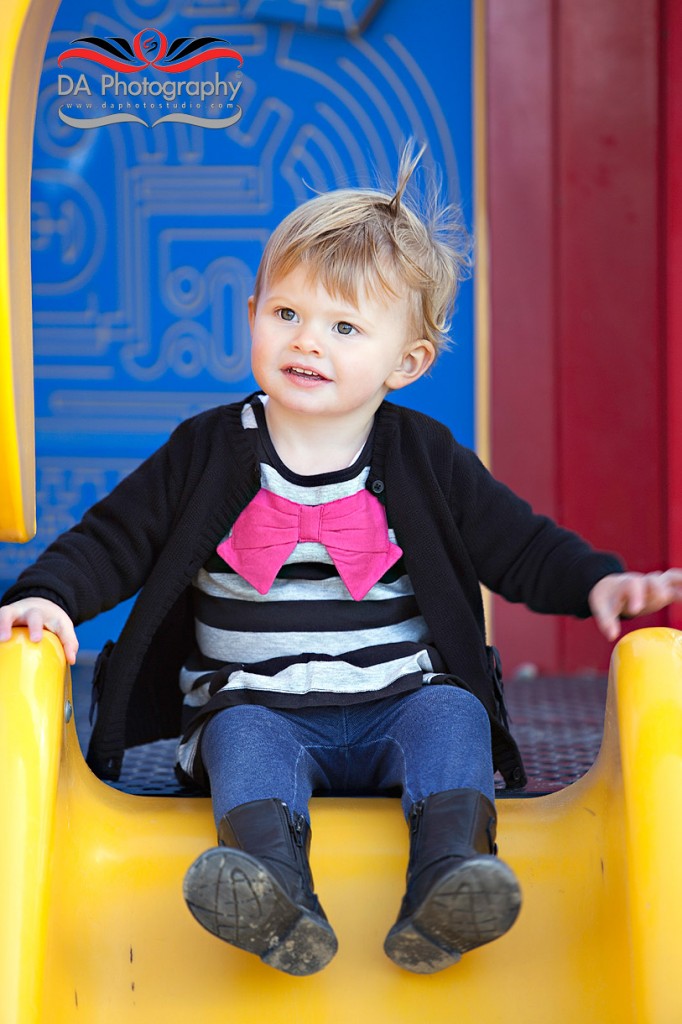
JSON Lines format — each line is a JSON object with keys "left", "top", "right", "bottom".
{"left": 248, "top": 266, "right": 434, "bottom": 426}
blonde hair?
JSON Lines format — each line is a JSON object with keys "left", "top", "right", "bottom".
{"left": 253, "top": 142, "right": 471, "bottom": 355}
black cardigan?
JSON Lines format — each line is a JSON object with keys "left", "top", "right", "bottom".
{"left": 1, "top": 396, "right": 623, "bottom": 788}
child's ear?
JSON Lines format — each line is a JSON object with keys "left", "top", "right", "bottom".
{"left": 385, "top": 339, "right": 436, "bottom": 391}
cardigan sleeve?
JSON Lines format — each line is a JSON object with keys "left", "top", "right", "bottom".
{"left": 0, "top": 419, "right": 196, "bottom": 625}
{"left": 449, "top": 443, "right": 624, "bottom": 617}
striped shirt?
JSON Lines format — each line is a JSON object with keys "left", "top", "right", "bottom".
{"left": 177, "top": 396, "right": 443, "bottom": 776}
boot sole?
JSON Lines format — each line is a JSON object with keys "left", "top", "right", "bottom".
{"left": 183, "top": 847, "right": 337, "bottom": 976}
{"left": 384, "top": 856, "right": 522, "bottom": 974}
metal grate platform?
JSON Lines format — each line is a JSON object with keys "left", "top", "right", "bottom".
{"left": 71, "top": 666, "right": 607, "bottom": 798}
{"left": 501, "top": 674, "right": 607, "bottom": 796}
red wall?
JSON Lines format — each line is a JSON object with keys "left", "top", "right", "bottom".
{"left": 486, "top": 0, "right": 669, "bottom": 673}
{"left": 666, "top": 0, "right": 682, "bottom": 632}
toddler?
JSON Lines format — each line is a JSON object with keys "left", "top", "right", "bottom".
{"left": 2, "top": 144, "right": 681, "bottom": 977}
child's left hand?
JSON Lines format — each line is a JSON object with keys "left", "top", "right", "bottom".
{"left": 588, "top": 570, "right": 682, "bottom": 641}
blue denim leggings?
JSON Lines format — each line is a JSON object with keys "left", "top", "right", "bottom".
{"left": 201, "top": 684, "right": 495, "bottom": 825}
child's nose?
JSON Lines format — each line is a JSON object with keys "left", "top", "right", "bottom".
{"left": 292, "top": 328, "right": 323, "bottom": 355}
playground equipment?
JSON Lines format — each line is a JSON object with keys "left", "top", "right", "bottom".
{"left": 0, "top": 0, "right": 60, "bottom": 541}
{"left": 2, "top": 0, "right": 682, "bottom": 1020}
{"left": 1, "top": 625, "right": 682, "bottom": 1023}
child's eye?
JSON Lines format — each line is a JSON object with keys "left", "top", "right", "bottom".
{"left": 335, "top": 321, "right": 357, "bottom": 336}
{"left": 276, "top": 307, "right": 298, "bottom": 322}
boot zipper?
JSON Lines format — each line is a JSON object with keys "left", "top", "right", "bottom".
{"left": 291, "top": 813, "right": 306, "bottom": 847}
{"left": 279, "top": 801, "right": 306, "bottom": 848}
{"left": 405, "top": 801, "right": 425, "bottom": 880}
{"left": 284, "top": 805, "right": 313, "bottom": 897}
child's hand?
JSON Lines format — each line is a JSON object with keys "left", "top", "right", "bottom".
{"left": 0, "top": 598, "right": 79, "bottom": 665}
{"left": 588, "top": 570, "right": 682, "bottom": 642}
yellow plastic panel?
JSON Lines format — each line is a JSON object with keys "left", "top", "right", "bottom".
{"left": 0, "top": 629, "right": 67, "bottom": 1024}
{"left": 2, "top": 627, "right": 682, "bottom": 1022}
{"left": 0, "top": 0, "right": 59, "bottom": 541}
{"left": 41, "top": 752, "right": 633, "bottom": 1024}
{"left": 612, "top": 628, "right": 682, "bottom": 1023}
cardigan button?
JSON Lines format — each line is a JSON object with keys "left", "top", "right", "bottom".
{"left": 371, "top": 479, "right": 385, "bottom": 495}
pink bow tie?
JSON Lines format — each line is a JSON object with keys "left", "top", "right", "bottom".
{"left": 217, "top": 487, "right": 403, "bottom": 600}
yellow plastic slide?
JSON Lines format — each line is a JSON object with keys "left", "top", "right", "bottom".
{"left": 0, "top": 625, "right": 679, "bottom": 1023}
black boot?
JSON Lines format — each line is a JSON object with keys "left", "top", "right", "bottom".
{"left": 183, "top": 798, "right": 338, "bottom": 975}
{"left": 384, "top": 788, "right": 522, "bottom": 973}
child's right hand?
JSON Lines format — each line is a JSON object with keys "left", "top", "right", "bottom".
{"left": 0, "top": 598, "right": 79, "bottom": 665}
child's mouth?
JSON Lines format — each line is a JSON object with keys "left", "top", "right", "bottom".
{"left": 285, "top": 366, "right": 328, "bottom": 382}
